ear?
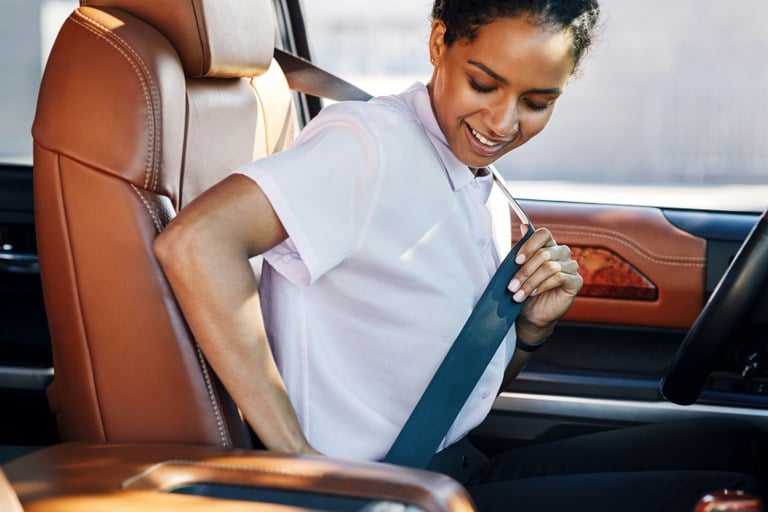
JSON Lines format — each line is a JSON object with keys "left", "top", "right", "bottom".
{"left": 429, "top": 20, "right": 447, "bottom": 65}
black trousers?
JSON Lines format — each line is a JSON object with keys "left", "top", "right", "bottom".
{"left": 443, "top": 418, "right": 768, "bottom": 512}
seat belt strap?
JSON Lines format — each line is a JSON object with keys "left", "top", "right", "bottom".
{"left": 383, "top": 226, "right": 533, "bottom": 468}
{"left": 272, "top": 47, "right": 532, "bottom": 469}
{"left": 274, "top": 48, "right": 373, "bottom": 102}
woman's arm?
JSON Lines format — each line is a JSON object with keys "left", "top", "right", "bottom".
{"left": 153, "top": 174, "right": 318, "bottom": 455}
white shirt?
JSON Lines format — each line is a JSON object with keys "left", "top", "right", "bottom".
{"left": 236, "top": 82, "right": 516, "bottom": 461}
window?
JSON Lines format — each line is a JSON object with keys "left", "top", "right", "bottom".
{"left": 302, "top": 0, "right": 768, "bottom": 212}
{"left": 0, "top": 0, "right": 77, "bottom": 165}
{"left": 301, "top": 1, "right": 433, "bottom": 97}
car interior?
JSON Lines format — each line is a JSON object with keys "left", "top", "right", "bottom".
{"left": 2, "top": 0, "right": 474, "bottom": 509}
{"left": 1, "top": 0, "right": 767, "bottom": 510}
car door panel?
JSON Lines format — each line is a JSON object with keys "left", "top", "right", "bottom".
{"left": 0, "top": 168, "right": 49, "bottom": 366}
{"left": 520, "top": 201, "right": 707, "bottom": 329}
{"left": 474, "top": 200, "right": 764, "bottom": 450}
{"left": 0, "top": 164, "right": 57, "bottom": 446}
{"left": 664, "top": 209, "right": 762, "bottom": 294}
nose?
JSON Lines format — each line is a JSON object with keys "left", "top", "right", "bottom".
{"left": 488, "top": 99, "right": 520, "bottom": 139}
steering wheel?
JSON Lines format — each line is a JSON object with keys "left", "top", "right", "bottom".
{"left": 660, "top": 209, "right": 768, "bottom": 405}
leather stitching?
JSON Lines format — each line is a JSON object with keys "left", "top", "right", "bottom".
{"left": 131, "top": 186, "right": 229, "bottom": 447}
{"left": 157, "top": 200, "right": 172, "bottom": 227}
{"left": 133, "top": 189, "right": 228, "bottom": 447}
{"left": 129, "top": 185, "right": 162, "bottom": 233}
{"left": 72, "top": 11, "right": 161, "bottom": 191}
{"left": 546, "top": 224, "right": 705, "bottom": 268}
{"left": 70, "top": 8, "right": 228, "bottom": 448}
{"left": 74, "top": 10, "right": 161, "bottom": 191}
{"left": 194, "top": 346, "right": 232, "bottom": 448}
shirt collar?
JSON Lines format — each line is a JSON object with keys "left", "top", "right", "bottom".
{"left": 397, "top": 82, "right": 476, "bottom": 191}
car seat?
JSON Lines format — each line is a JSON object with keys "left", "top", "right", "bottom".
{"left": 32, "top": 0, "right": 296, "bottom": 448}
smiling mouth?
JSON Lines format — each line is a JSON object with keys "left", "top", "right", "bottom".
{"left": 465, "top": 123, "right": 514, "bottom": 156}
{"left": 470, "top": 127, "right": 502, "bottom": 148}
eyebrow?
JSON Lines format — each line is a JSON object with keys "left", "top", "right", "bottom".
{"left": 468, "top": 59, "right": 563, "bottom": 95}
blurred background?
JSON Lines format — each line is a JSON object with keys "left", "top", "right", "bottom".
{"left": 303, "top": 0, "right": 768, "bottom": 210}
{"left": 2, "top": 0, "right": 766, "bottom": 210}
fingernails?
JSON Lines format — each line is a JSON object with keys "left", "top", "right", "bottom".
{"left": 508, "top": 279, "right": 521, "bottom": 293}
{"left": 513, "top": 290, "right": 526, "bottom": 302}
{"left": 515, "top": 253, "right": 526, "bottom": 265}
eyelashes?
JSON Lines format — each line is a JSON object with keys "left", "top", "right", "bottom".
{"left": 469, "top": 78, "right": 495, "bottom": 94}
{"left": 469, "top": 77, "right": 552, "bottom": 112}
{"left": 524, "top": 99, "right": 549, "bottom": 112}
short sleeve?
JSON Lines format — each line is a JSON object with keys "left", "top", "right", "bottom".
{"left": 234, "top": 103, "right": 383, "bottom": 285}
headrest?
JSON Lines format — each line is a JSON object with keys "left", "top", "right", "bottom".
{"left": 80, "top": 0, "right": 275, "bottom": 78}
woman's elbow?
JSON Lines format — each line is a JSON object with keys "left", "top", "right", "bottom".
{"left": 153, "top": 216, "right": 200, "bottom": 274}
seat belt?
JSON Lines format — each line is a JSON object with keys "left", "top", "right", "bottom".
{"left": 383, "top": 226, "right": 533, "bottom": 468}
{"left": 272, "top": 47, "right": 533, "bottom": 469}
{"left": 275, "top": 48, "right": 373, "bottom": 102}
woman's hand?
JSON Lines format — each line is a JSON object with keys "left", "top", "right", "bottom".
{"left": 508, "top": 227, "right": 583, "bottom": 344}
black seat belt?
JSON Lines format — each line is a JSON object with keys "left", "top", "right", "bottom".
{"left": 383, "top": 226, "right": 533, "bottom": 468}
{"left": 272, "top": 47, "right": 532, "bottom": 469}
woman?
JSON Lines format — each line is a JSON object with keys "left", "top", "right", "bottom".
{"left": 155, "top": 1, "right": 767, "bottom": 509}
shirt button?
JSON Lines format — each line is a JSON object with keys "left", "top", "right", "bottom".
{"left": 482, "top": 391, "right": 491, "bottom": 399}
{"left": 478, "top": 239, "right": 487, "bottom": 247}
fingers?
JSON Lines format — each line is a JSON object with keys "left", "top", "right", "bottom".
{"left": 508, "top": 228, "right": 581, "bottom": 303}
{"left": 514, "top": 227, "right": 556, "bottom": 265}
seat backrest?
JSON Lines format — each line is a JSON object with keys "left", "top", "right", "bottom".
{"left": 33, "top": 0, "right": 296, "bottom": 448}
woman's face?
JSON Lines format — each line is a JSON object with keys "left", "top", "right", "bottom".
{"left": 428, "top": 16, "right": 575, "bottom": 169}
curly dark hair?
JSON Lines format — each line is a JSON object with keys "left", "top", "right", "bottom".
{"left": 431, "top": 0, "right": 600, "bottom": 71}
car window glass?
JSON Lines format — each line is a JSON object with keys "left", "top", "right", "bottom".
{"left": 302, "top": 1, "right": 433, "bottom": 97}
{"left": 4, "top": 1, "right": 766, "bottom": 212}
{"left": 302, "top": 0, "right": 768, "bottom": 212}
{"left": 1, "top": 0, "right": 77, "bottom": 166}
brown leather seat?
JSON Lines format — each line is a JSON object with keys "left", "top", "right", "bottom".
{"left": 4, "top": 443, "right": 475, "bottom": 511}
{"left": 33, "top": 0, "right": 296, "bottom": 448}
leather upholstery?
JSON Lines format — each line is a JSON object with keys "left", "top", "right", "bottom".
{"left": 5, "top": 443, "right": 475, "bottom": 512}
{"left": 80, "top": 0, "right": 275, "bottom": 78}
{"left": 33, "top": 0, "right": 295, "bottom": 447}
{"left": 521, "top": 201, "right": 706, "bottom": 329}
{"left": 35, "top": 7, "right": 186, "bottom": 199}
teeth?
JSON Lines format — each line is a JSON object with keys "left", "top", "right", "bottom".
{"left": 471, "top": 128, "right": 500, "bottom": 147}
